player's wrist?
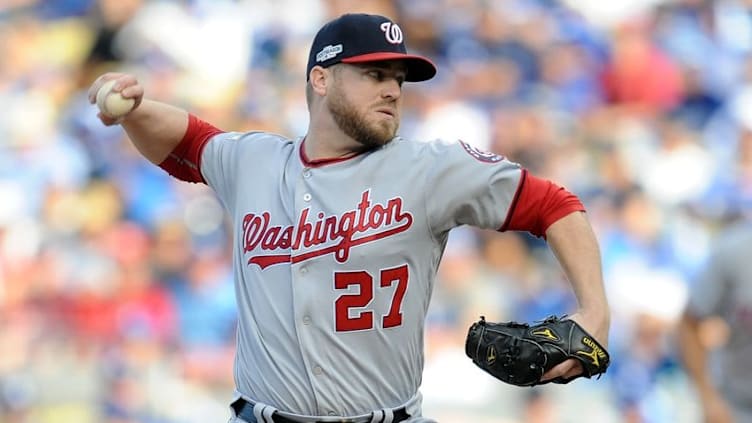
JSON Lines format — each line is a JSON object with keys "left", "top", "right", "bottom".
{"left": 574, "top": 307, "right": 610, "bottom": 324}
{"left": 570, "top": 308, "right": 610, "bottom": 345}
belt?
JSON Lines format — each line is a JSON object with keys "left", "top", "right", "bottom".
{"left": 232, "top": 398, "right": 411, "bottom": 423}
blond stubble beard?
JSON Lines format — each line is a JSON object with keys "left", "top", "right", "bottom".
{"left": 326, "top": 79, "right": 398, "bottom": 151}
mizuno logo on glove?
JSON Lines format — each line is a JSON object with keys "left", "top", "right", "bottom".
{"left": 531, "top": 327, "right": 559, "bottom": 340}
{"left": 576, "top": 337, "right": 607, "bottom": 367}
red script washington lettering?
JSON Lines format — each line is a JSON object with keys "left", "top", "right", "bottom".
{"left": 242, "top": 190, "right": 413, "bottom": 269}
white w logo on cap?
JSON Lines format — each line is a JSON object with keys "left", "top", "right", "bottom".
{"left": 380, "top": 22, "right": 403, "bottom": 44}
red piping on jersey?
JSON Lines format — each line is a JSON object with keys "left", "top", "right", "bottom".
{"left": 159, "top": 113, "right": 224, "bottom": 183}
{"left": 299, "top": 137, "right": 366, "bottom": 167}
{"left": 499, "top": 171, "right": 585, "bottom": 239}
{"left": 500, "top": 168, "right": 528, "bottom": 231}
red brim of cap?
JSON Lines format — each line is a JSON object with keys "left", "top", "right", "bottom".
{"left": 341, "top": 52, "right": 437, "bottom": 82}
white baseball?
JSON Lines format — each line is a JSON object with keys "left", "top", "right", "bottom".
{"left": 96, "top": 79, "right": 135, "bottom": 119}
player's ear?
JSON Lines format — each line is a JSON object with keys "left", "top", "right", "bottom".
{"left": 309, "top": 66, "right": 328, "bottom": 97}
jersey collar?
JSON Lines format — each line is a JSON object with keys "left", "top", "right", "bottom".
{"left": 299, "top": 137, "right": 366, "bottom": 168}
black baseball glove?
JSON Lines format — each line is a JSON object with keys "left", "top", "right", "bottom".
{"left": 465, "top": 315, "right": 610, "bottom": 387}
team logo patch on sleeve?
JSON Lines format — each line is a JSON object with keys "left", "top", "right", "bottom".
{"left": 459, "top": 141, "right": 504, "bottom": 163}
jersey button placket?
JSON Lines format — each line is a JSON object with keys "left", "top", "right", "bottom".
{"left": 292, "top": 162, "right": 326, "bottom": 408}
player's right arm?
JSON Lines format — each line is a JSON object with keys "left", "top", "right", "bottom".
{"left": 88, "top": 73, "right": 189, "bottom": 164}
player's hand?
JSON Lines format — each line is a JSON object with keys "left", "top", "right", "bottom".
{"left": 87, "top": 72, "right": 144, "bottom": 126}
{"left": 540, "top": 310, "right": 609, "bottom": 383}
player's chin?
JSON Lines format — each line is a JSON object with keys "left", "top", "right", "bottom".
{"left": 374, "top": 120, "right": 398, "bottom": 139}
{"left": 376, "top": 128, "right": 398, "bottom": 146}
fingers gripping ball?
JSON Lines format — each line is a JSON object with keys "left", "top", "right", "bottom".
{"left": 465, "top": 315, "right": 610, "bottom": 386}
{"left": 96, "top": 80, "right": 135, "bottom": 119}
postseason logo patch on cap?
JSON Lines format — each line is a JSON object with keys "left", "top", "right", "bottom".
{"left": 316, "top": 44, "right": 343, "bottom": 63}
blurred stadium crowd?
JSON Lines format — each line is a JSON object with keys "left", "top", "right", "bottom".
{"left": 0, "top": 0, "right": 751, "bottom": 422}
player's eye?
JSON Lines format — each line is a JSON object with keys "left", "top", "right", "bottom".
{"left": 368, "top": 70, "right": 384, "bottom": 81}
{"left": 367, "top": 69, "right": 405, "bottom": 87}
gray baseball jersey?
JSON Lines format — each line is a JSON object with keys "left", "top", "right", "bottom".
{"left": 200, "top": 132, "right": 523, "bottom": 417}
{"left": 685, "top": 222, "right": 752, "bottom": 417}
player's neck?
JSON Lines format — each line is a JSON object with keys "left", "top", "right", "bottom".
{"left": 304, "top": 117, "right": 363, "bottom": 161}
{"left": 303, "top": 135, "right": 362, "bottom": 162}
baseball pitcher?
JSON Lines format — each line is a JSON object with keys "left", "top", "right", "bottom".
{"left": 89, "top": 13, "right": 610, "bottom": 423}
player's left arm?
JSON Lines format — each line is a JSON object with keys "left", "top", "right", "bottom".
{"left": 502, "top": 173, "right": 610, "bottom": 381}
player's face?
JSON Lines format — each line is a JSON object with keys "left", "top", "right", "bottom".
{"left": 326, "top": 62, "right": 406, "bottom": 150}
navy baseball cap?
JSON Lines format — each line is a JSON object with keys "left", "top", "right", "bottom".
{"left": 306, "top": 13, "right": 437, "bottom": 82}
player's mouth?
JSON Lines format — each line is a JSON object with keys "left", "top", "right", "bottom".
{"left": 375, "top": 108, "right": 396, "bottom": 118}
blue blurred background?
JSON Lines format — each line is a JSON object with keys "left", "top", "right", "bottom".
{"left": 0, "top": 0, "right": 750, "bottom": 422}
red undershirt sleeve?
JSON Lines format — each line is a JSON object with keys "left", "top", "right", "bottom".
{"left": 158, "top": 113, "right": 224, "bottom": 184}
{"left": 499, "top": 170, "right": 586, "bottom": 239}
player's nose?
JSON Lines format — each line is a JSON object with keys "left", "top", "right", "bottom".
{"left": 380, "top": 78, "right": 402, "bottom": 100}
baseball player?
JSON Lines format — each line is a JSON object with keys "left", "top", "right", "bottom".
{"left": 678, "top": 219, "right": 752, "bottom": 423}
{"left": 88, "top": 13, "right": 610, "bottom": 423}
